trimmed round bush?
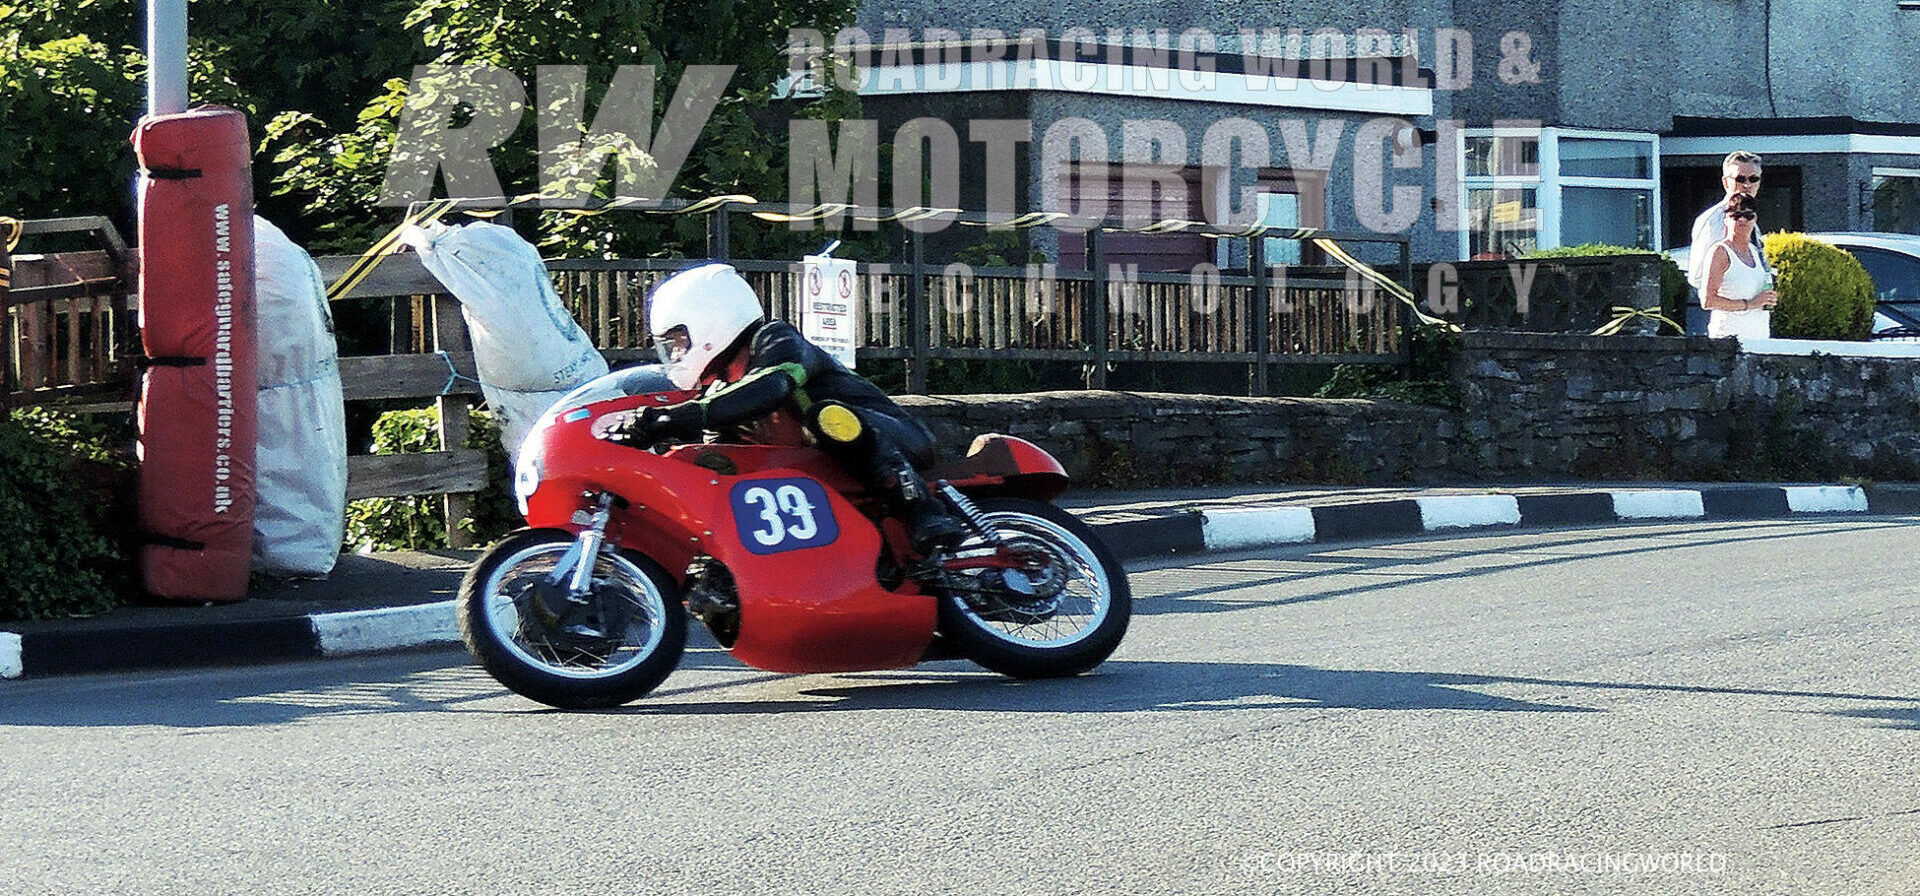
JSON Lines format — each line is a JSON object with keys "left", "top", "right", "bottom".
{"left": 1763, "top": 233, "right": 1876, "bottom": 340}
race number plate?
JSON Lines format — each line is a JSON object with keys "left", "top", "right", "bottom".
{"left": 729, "top": 478, "right": 841, "bottom": 555}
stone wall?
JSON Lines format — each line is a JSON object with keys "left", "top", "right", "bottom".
{"left": 1459, "top": 332, "right": 1920, "bottom": 482}
{"left": 899, "top": 391, "right": 1467, "bottom": 487}
{"left": 1455, "top": 332, "right": 1741, "bottom": 480}
{"left": 901, "top": 332, "right": 1920, "bottom": 487}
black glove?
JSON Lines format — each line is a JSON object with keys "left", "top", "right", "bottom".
{"left": 610, "top": 402, "right": 704, "bottom": 446}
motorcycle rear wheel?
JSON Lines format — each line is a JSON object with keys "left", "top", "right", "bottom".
{"left": 459, "top": 528, "right": 686, "bottom": 709}
{"left": 935, "top": 498, "right": 1131, "bottom": 678}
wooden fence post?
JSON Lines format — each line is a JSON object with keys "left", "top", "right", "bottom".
{"left": 0, "top": 235, "right": 10, "bottom": 410}
{"left": 707, "top": 205, "right": 731, "bottom": 262}
{"left": 432, "top": 294, "right": 476, "bottom": 548}
{"left": 0, "top": 230, "right": 11, "bottom": 410}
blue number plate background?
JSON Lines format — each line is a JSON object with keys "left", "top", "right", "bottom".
{"left": 729, "top": 478, "right": 841, "bottom": 555}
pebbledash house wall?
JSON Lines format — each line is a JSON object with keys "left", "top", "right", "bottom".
{"left": 841, "top": 0, "right": 1920, "bottom": 259}
{"left": 900, "top": 333, "right": 1920, "bottom": 487}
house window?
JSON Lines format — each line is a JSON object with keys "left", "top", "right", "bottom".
{"left": 1458, "top": 128, "right": 1661, "bottom": 258}
{"left": 1056, "top": 164, "right": 1324, "bottom": 272}
{"left": 1461, "top": 131, "right": 1542, "bottom": 257}
{"left": 1255, "top": 192, "right": 1303, "bottom": 264}
{"left": 1231, "top": 170, "right": 1323, "bottom": 267}
{"left": 1466, "top": 187, "right": 1540, "bottom": 258}
{"left": 1872, "top": 169, "right": 1920, "bottom": 233}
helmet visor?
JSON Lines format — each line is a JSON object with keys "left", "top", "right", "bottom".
{"left": 654, "top": 325, "right": 692, "bottom": 366}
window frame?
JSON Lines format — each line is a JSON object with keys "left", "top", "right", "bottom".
{"left": 1457, "top": 126, "right": 1663, "bottom": 258}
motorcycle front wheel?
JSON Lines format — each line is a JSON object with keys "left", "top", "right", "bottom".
{"left": 935, "top": 497, "right": 1132, "bottom": 679}
{"left": 458, "top": 528, "right": 686, "bottom": 709}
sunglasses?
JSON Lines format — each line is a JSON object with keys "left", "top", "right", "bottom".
{"left": 1730, "top": 174, "right": 1762, "bottom": 184}
{"left": 1727, "top": 211, "right": 1757, "bottom": 220}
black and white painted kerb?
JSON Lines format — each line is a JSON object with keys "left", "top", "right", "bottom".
{"left": 0, "top": 602, "right": 463, "bottom": 679}
{"left": 0, "top": 484, "right": 1896, "bottom": 679}
{"left": 1106, "top": 485, "right": 1876, "bottom": 558}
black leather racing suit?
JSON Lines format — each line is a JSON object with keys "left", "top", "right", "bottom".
{"left": 687, "top": 319, "right": 939, "bottom": 474}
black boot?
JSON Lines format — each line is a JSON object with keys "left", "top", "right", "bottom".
{"left": 893, "top": 465, "right": 966, "bottom": 555}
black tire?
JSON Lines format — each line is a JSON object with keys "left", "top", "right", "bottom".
{"left": 458, "top": 528, "right": 686, "bottom": 709}
{"left": 935, "top": 498, "right": 1131, "bottom": 678}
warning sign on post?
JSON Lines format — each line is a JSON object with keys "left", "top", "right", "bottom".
{"left": 800, "top": 255, "right": 858, "bottom": 371}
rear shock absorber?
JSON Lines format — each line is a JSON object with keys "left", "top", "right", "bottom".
{"left": 936, "top": 481, "right": 1002, "bottom": 545}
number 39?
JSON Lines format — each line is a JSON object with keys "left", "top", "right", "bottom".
{"left": 742, "top": 484, "right": 819, "bottom": 547}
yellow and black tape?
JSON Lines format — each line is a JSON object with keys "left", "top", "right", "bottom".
{"left": 320, "top": 191, "right": 1419, "bottom": 307}
{"left": 0, "top": 216, "right": 21, "bottom": 292}
{"left": 324, "top": 198, "right": 459, "bottom": 301}
{"left": 1311, "top": 237, "right": 1458, "bottom": 332}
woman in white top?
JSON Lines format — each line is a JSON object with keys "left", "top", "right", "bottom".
{"left": 1700, "top": 193, "right": 1778, "bottom": 340}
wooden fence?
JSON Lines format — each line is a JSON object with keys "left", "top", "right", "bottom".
{"left": 5, "top": 221, "right": 1413, "bottom": 544}
{"left": 0, "top": 217, "right": 142, "bottom": 407}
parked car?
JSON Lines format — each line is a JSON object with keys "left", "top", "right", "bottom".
{"left": 1664, "top": 231, "right": 1920, "bottom": 339}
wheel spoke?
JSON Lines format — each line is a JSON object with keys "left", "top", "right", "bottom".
{"left": 479, "top": 543, "right": 668, "bottom": 680}
{"left": 952, "top": 511, "right": 1112, "bottom": 649}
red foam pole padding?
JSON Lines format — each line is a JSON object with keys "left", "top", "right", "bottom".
{"left": 132, "top": 106, "right": 258, "bottom": 602}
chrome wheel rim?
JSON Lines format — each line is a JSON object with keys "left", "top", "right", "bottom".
{"left": 949, "top": 512, "right": 1112, "bottom": 649}
{"left": 481, "top": 542, "right": 668, "bottom": 680}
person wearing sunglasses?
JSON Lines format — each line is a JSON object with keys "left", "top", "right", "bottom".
{"left": 1686, "top": 150, "right": 1771, "bottom": 293}
{"left": 1699, "top": 193, "right": 1778, "bottom": 340}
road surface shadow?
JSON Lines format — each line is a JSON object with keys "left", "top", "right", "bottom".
{"left": 6, "top": 655, "right": 1914, "bottom": 730}
{"left": 631, "top": 659, "right": 1920, "bottom": 720}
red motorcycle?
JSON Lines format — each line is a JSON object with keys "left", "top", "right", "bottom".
{"left": 458, "top": 368, "right": 1132, "bottom": 709}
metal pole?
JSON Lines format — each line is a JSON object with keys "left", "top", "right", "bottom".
{"left": 1400, "top": 237, "right": 1415, "bottom": 377}
{"left": 907, "top": 229, "right": 928, "bottom": 394}
{"left": 1249, "top": 235, "right": 1270, "bottom": 396}
{"left": 1087, "top": 228, "right": 1108, "bottom": 390}
{"left": 147, "top": 0, "right": 188, "bottom": 115}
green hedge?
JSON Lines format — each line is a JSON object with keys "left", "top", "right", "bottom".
{"left": 1313, "top": 323, "right": 1463, "bottom": 407}
{"left": 345, "top": 407, "right": 518, "bottom": 552}
{"left": 0, "top": 409, "right": 137, "bottom": 621}
{"left": 1763, "top": 233, "right": 1876, "bottom": 340}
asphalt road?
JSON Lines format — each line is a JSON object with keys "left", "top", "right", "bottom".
{"left": 4, "top": 518, "right": 1918, "bottom": 895}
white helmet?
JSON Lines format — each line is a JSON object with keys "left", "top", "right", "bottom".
{"left": 647, "top": 263, "right": 764, "bottom": 389}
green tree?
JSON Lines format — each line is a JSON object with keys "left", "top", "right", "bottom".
{"left": 266, "top": 0, "right": 861, "bottom": 256}
{"left": 0, "top": 28, "right": 143, "bottom": 221}
{"left": 1, "top": 0, "right": 859, "bottom": 258}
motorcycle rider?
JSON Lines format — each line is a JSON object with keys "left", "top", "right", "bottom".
{"left": 602, "top": 262, "right": 966, "bottom": 554}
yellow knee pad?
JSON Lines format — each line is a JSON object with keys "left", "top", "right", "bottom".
{"left": 813, "top": 402, "right": 865, "bottom": 444}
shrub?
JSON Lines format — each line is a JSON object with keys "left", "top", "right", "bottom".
{"left": 0, "top": 409, "right": 138, "bottom": 621}
{"left": 1523, "top": 243, "right": 1688, "bottom": 332}
{"left": 345, "top": 407, "right": 518, "bottom": 552}
{"left": 1313, "top": 323, "right": 1463, "bottom": 407}
{"left": 1763, "top": 233, "right": 1876, "bottom": 340}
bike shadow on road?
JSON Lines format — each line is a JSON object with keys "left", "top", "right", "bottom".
{"left": 631, "top": 660, "right": 1594, "bottom": 715}
{"left": 6, "top": 652, "right": 1915, "bottom": 729}
{"left": 627, "top": 658, "right": 1920, "bottom": 726}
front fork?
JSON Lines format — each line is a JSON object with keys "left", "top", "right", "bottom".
{"left": 547, "top": 491, "right": 619, "bottom": 599}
